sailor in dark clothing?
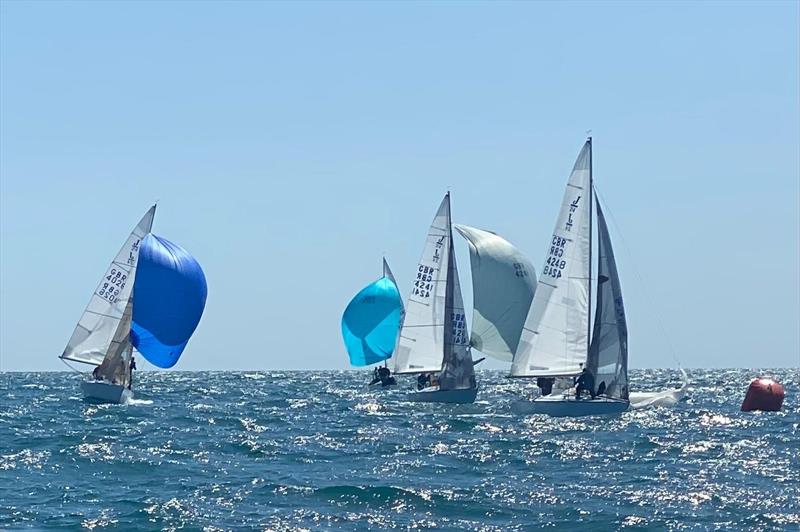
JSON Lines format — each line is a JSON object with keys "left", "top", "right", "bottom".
{"left": 92, "top": 366, "right": 101, "bottom": 380}
{"left": 369, "top": 367, "right": 381, "bottom": 385}
{"left": 417, "top": 373, "right": 429, "bottom": 390}
{"left": 574, "top": 367, "right": 595, "bottom": 399}
{"left": 537, "top": 377, "right": 555, "bottom": 397}
{"left": 129, "top": 356, "right": 137, "bottom": 390}
{"left": 377, "top": 366, "right": 391, "bottom": 385}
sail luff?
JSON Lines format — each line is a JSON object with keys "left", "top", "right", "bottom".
{"left": 60, "top": 206, "right": 156, "bottom": 366}
{"left": 587, "top": 138, "right": 593, "bottom": 361}
{"left": 511, "top": 142, "right": 593, "bottom": 377}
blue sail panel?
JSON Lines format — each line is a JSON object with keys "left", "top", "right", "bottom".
{"left": 341, "top": 276, "right": 403, "bottom": 367}
{"left": 131, "top": 234, "right": 207, "bottom": 368}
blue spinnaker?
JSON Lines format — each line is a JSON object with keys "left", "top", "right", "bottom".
{"left": 341, "top": 274, "right": 403, "bottom": 367}
{"left": 131, "top": 234, "right": 207, "bottom": 368}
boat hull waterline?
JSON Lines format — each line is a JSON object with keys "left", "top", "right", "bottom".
{"left": 80, "top": 380, "right": 132, "bottom": 404}
{"left": 511, "top": 395, "right": 629, "bottom": 417}
{"left": 405, "top": 386, "right": 478, "bottom": 404}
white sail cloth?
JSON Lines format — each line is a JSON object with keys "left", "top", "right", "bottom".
{"left": 394, "top": 193, "right": 474, "bottom": 389}
{"left": 454, "top": 225, "right": 537, "bottom": 361}
{"left": 60, "top": 206, "right": 155, "bottom": 366}
{"left": 512, "top": 141, "right": 592, "bottom": 377}
{"left": 93, "top": 300, "right": 134, "bottom": 386}
{"left": 394, "top": 195, "right": 453, "bottom": 374}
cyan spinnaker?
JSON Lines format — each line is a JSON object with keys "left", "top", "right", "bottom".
{"left": 341, "top": 265, "right": 403, "bottom": 367}
{"left": 131, "top": 234, "right": 207, "bottom": 368}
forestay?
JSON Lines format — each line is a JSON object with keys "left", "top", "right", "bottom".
{"left": 394, "top": 194, "right": 452, "bottom": 374}
{"left": 512, "top": 141, "right": 592, "bottom": 377}
{"left": 60, "top": 206, "right": 156, "bottom": 366}
{"left": 587, "top": 201, "right": 629, "bottom": 400}
{"left": 438, "top": 233, "right": 474, "bottom": 390}
{"left": 131, "top": 234, "right": 207, "bottom": 369}
{"left": 341, "top": 259, "right": 404, "bottom": 367}
{"left": 454, "top": 225, "right": 537, "bottom": 362}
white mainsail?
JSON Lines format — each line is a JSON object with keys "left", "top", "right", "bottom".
{"left": 394, "top": 194, "right": 453, "bottom": 374}
{"left": 454, "top": 224, "right": 537, "bottom": 361}
{"left": 60, "top": 206, "right": 156, "bottom": 366}
{"left": 512, "top": 141, "right": 593, "bottom": 377}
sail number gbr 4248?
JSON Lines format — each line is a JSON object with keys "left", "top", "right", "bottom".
{"left": 542, "top": 235, "right": 567, "bottom": 280}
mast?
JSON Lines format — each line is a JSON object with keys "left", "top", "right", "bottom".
{"left": 587, "top": 136, "right": 593, "bottom": 362}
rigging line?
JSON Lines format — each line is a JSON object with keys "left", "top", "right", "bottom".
{"left": 593, "top": 187, "right": 682, "bottom": 369}
{"left": 59, "top": 357, "right": 88, "bottom": 375}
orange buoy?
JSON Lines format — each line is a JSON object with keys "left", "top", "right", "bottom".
{"left": 741, "top": 378, "right": 785, "bottom": 412}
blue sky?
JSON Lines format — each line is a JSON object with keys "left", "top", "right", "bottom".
{"left": 1, "top": 1, "right": 798, "bottom": 371}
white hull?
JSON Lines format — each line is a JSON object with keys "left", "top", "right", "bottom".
{"left": 511, "top": 395, "right": 628, "bottom": 417}
{"left": 81, "top": 380, "right": 132, "bottom": 404}
{"left": 406, "top": 386, "right": 478, "bottom": 404}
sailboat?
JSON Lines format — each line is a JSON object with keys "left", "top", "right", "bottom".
{"left": 454, "top": 224, "right": 537, "bottom": 363}
{"left": 59, "top": 205, "right": 207, "bottom": 403}
{"left": 341, "top": 258, "right": 404, "bottom": 386}
{"left": 393, "top": 193, "right": 479, "bottom": 404}
{"left": 511, "top": 138, "right": 631, "bottom": 417}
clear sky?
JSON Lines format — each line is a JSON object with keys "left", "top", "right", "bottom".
{"left": 1, "top": 1, "right": 798, "bottom": 371}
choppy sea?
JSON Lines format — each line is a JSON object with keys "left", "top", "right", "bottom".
{"left": 1, "top": 369, "right": 797, "bottom": 530}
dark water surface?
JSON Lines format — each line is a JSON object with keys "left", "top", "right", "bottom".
{"left": 1, "top": 369, "right": 798, "bottom": 530}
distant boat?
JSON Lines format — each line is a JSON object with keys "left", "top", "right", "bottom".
{"left": 454, "top": 224, "right": 537, "bottom": 363}
{"left": 510, "top": 138, "right": 631, "bottom": 416}
{"left": 59, "top": 206, "right": 207, "bottom": 403}
{"left": 341, "top": 258, "right": 403, "bottom": 386}
{"left": 393, "top": 193, "right": 479, "bottom": 404}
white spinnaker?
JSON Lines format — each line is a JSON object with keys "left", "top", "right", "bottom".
{"left": 512, "top": 141, "right": 592, "bottom": 377}
{"left": 454, "top": 224, "right": 537, "bottom": 362}
{"left": 60, "top": 206, "right": 156, "bottom": 366}
{"left": 394, "top": 194, "right": 451, "bottom": 374}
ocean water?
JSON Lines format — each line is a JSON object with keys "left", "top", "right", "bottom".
{"left": 0, "top": 369, "right": 797, "bottom": 531}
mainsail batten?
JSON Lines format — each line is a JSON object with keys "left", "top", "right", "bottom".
{"left": 60, "top": 206, "right": 156, "bottom": 366}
